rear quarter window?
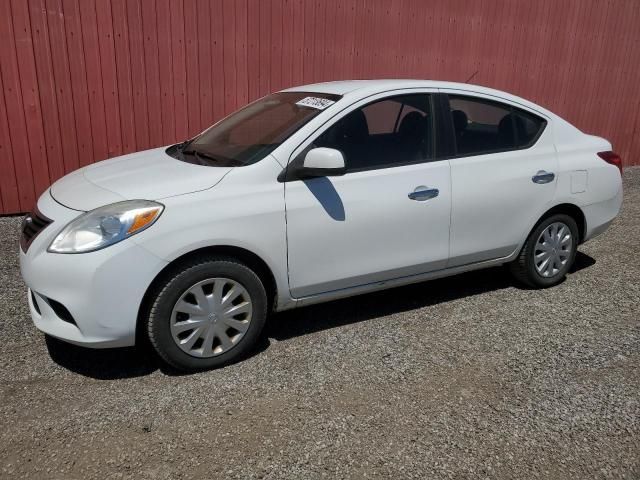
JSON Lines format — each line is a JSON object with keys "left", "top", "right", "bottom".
{"left": 512, "top": 109, "right": 547, "bottom": 147}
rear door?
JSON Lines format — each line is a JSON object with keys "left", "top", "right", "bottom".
{"left": 441, "top": 92, "right": 556, "bottom": 267}
{"left": 284, "top": 92, "right": 452, "bottom": 298}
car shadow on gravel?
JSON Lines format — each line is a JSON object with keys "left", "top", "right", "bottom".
{"left": 44, "top": 331, "right": 272, "bottom": 379}
{"left": 570, "top": 250, "right": 596, "bottom": 272}
{"left": 45, "top": 335, "right": 161, "bottom": 379}
{"left": 267, "top": 251, "right": 596, "bottom": 340}
{"left": 44, "top": 251, "right": 595, "bottom": 379}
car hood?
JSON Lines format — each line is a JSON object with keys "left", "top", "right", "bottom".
{"left": 50, "top": 147, "right": 233, "bottom": 211}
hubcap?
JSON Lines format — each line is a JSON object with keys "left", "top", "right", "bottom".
{"left": 534, "top": 222, "right": 573, "bottom": 278}
{"left": 170, "top": 278, "right": 252, "bottom": 358}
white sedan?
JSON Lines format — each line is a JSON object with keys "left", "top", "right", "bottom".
{"left": 19, "top": 80, "right": 623, "bottom": 371}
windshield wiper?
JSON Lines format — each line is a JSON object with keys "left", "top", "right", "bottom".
{"left": 175, "top": 137, "right": 195, "bottom": 153}
{"left": 181, "top": 148, "right": 224, "bottom": 165}
{"left": 172, "top": 138, "right": 193, "bottom": 161}
{"left": 191, "top": 150, "right": 214, "bottom": 166}
{"left": 183, "top": 148, "right": 244, "bottom": 167}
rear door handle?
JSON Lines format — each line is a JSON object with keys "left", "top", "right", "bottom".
{"left": 532, "top": 170, "right": 555, "bottom": 184}
{"left": 408, "top": 186, "right": 439, "bottom": 201}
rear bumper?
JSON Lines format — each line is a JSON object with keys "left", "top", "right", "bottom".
{"left": 582, "top": 186, "right": 623, "bottom": 242}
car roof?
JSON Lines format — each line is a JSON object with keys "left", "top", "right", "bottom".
{"left": 282, "top": 79, "right": 556, "bottom": 119}
{"left": 283, "top": 79, "right": 444, "bottom": 95}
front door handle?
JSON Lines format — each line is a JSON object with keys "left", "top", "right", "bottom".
{"left": 532, "top": 170, "right": 555, "bottom": 184}
{"left": 408, "top": 186, "right": 439, "bottom": 201}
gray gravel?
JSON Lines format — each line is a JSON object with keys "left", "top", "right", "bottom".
{"left": 1, "top": 169, "right": 639, "bottom": 479}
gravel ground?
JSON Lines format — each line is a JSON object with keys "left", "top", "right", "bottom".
{"left": 1, "top": 169, "right": 639, "bottom": 479}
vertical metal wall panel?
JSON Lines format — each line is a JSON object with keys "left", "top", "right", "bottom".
{"left": 78, "top": 0, "right": 109, "bottom": 164}
{"left": 156, "top": 0, "right": 176, "bottom": 141}
{"left": 196, "top": 0, "right": 213, "bottom": 128}
{"left": 221, "top": 0, "right": 236, "bottom": 117}
{"left": 184, "top": 0, "right": 200, "bottom": 136}
{"left": 36, "top": 0, "right": 67, "bottom": 178}
{"left": 269, "top": 0, "right": 283, "bottom": 92}
{"left": 141, "top": 0, "right": 163, "bottom": 146}
{"left": 209, "top": 0, "right": 225, "bottom": 121}
{"left": 169, "top": 0, "right": 188, "bottom": 142}
{"left": 47, "top": 0, "right": 80, "bottom": 173}
{"left": 126, "top": 0, "right": 150, "bottom": 151}
{"left": 112, "top": 0, "right": 137, "bottom": 155}
{"left": 1, "top": 0, "right": 36, "bottom": 211}
{"left": 63, "top": 0, "right": 95, "bottom": 168}
{"left": 0, "top": 71, "right": 14, "bottom": 212}
{"left": 10, "top": 0, "right": 50, "bottom": 198}
{"left": 1, "top": 0, "right": 639, "bottom": 213}
{"left": 246, "top": 0, "right": 260, "bottom": 102}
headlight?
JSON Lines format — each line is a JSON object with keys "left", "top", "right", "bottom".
{"left": 48, "top": 200, "right": 164, "bottom": 253}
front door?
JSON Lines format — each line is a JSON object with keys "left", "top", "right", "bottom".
{"left": 285, "top": 93, "right": 452, "bottom": 298}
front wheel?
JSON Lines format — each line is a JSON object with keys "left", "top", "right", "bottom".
{"left": 147, "top": 257, "right": 268, "bottom": 371}
{"left": 509, "top": 214, "right": 579, "bottom": 288}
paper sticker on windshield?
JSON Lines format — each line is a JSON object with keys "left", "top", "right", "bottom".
{"left": 296, "top": 96, "right": 335, "bottom": 110}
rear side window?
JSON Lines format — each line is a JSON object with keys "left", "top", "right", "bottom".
{"left": 448, "top": 95, "right": 546, "bottom": 156}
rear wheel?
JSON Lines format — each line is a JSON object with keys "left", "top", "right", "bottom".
{"left": 147, "top": 257, "right": 268, "bottom": 371}
{"left": 509, "top": 214, "right": 578, "bottom": 288}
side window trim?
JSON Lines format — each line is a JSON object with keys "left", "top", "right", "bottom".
{"left": 439, "top": 88, "right": 552, "bottom": 121}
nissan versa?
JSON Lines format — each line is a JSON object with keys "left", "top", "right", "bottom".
{"left": 19, "top": 80, "right": 623, "bottom": 371}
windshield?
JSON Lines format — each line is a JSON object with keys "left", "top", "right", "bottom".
{"left": 168, "top": 91, "right": 342, "bottom": 167}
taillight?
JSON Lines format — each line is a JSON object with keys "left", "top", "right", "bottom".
{"left": 597, "top": 151, "right": 623, "bottom": 175}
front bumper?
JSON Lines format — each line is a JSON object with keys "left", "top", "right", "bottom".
{"left": 19, "top": 191, "right": 168, "bottom": 348}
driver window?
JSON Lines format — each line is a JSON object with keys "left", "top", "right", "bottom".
{"left": 314, "top": 94, "right": 433, "bottom": 172}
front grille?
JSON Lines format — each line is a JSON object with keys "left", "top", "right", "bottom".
{"left": 20, "top": 208, "right": 52, "bottom": 252}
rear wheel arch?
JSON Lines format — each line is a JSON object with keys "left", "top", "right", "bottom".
{"left": 536, "top": 203, "right": 586, "bottom": 244}
{"left": 512, "top": 202, "right": 586, "bottom": 264}
{"left": 136, "top": 245, "right": 278, "bottom": 346}
{"left": 510, "top": 212, "right": 579, "bottom": 288}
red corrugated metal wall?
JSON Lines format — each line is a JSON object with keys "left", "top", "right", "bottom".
{"left": 1, "top": 0, "right": 639, "bottom": 214}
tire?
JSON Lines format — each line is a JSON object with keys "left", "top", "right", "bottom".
{"left": 147, "top": 256, "right": 268, "bottom": 371}
{"left": 509, "top": 213, "right": 579, "bottom": 288}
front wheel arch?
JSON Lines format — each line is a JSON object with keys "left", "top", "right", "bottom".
{"left": 136, "top": 246, "right": 277, "bottom": 347}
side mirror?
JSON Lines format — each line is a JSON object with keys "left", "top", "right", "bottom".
{"left": 297, "top": 148, "right": 346, "bottom": 179}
